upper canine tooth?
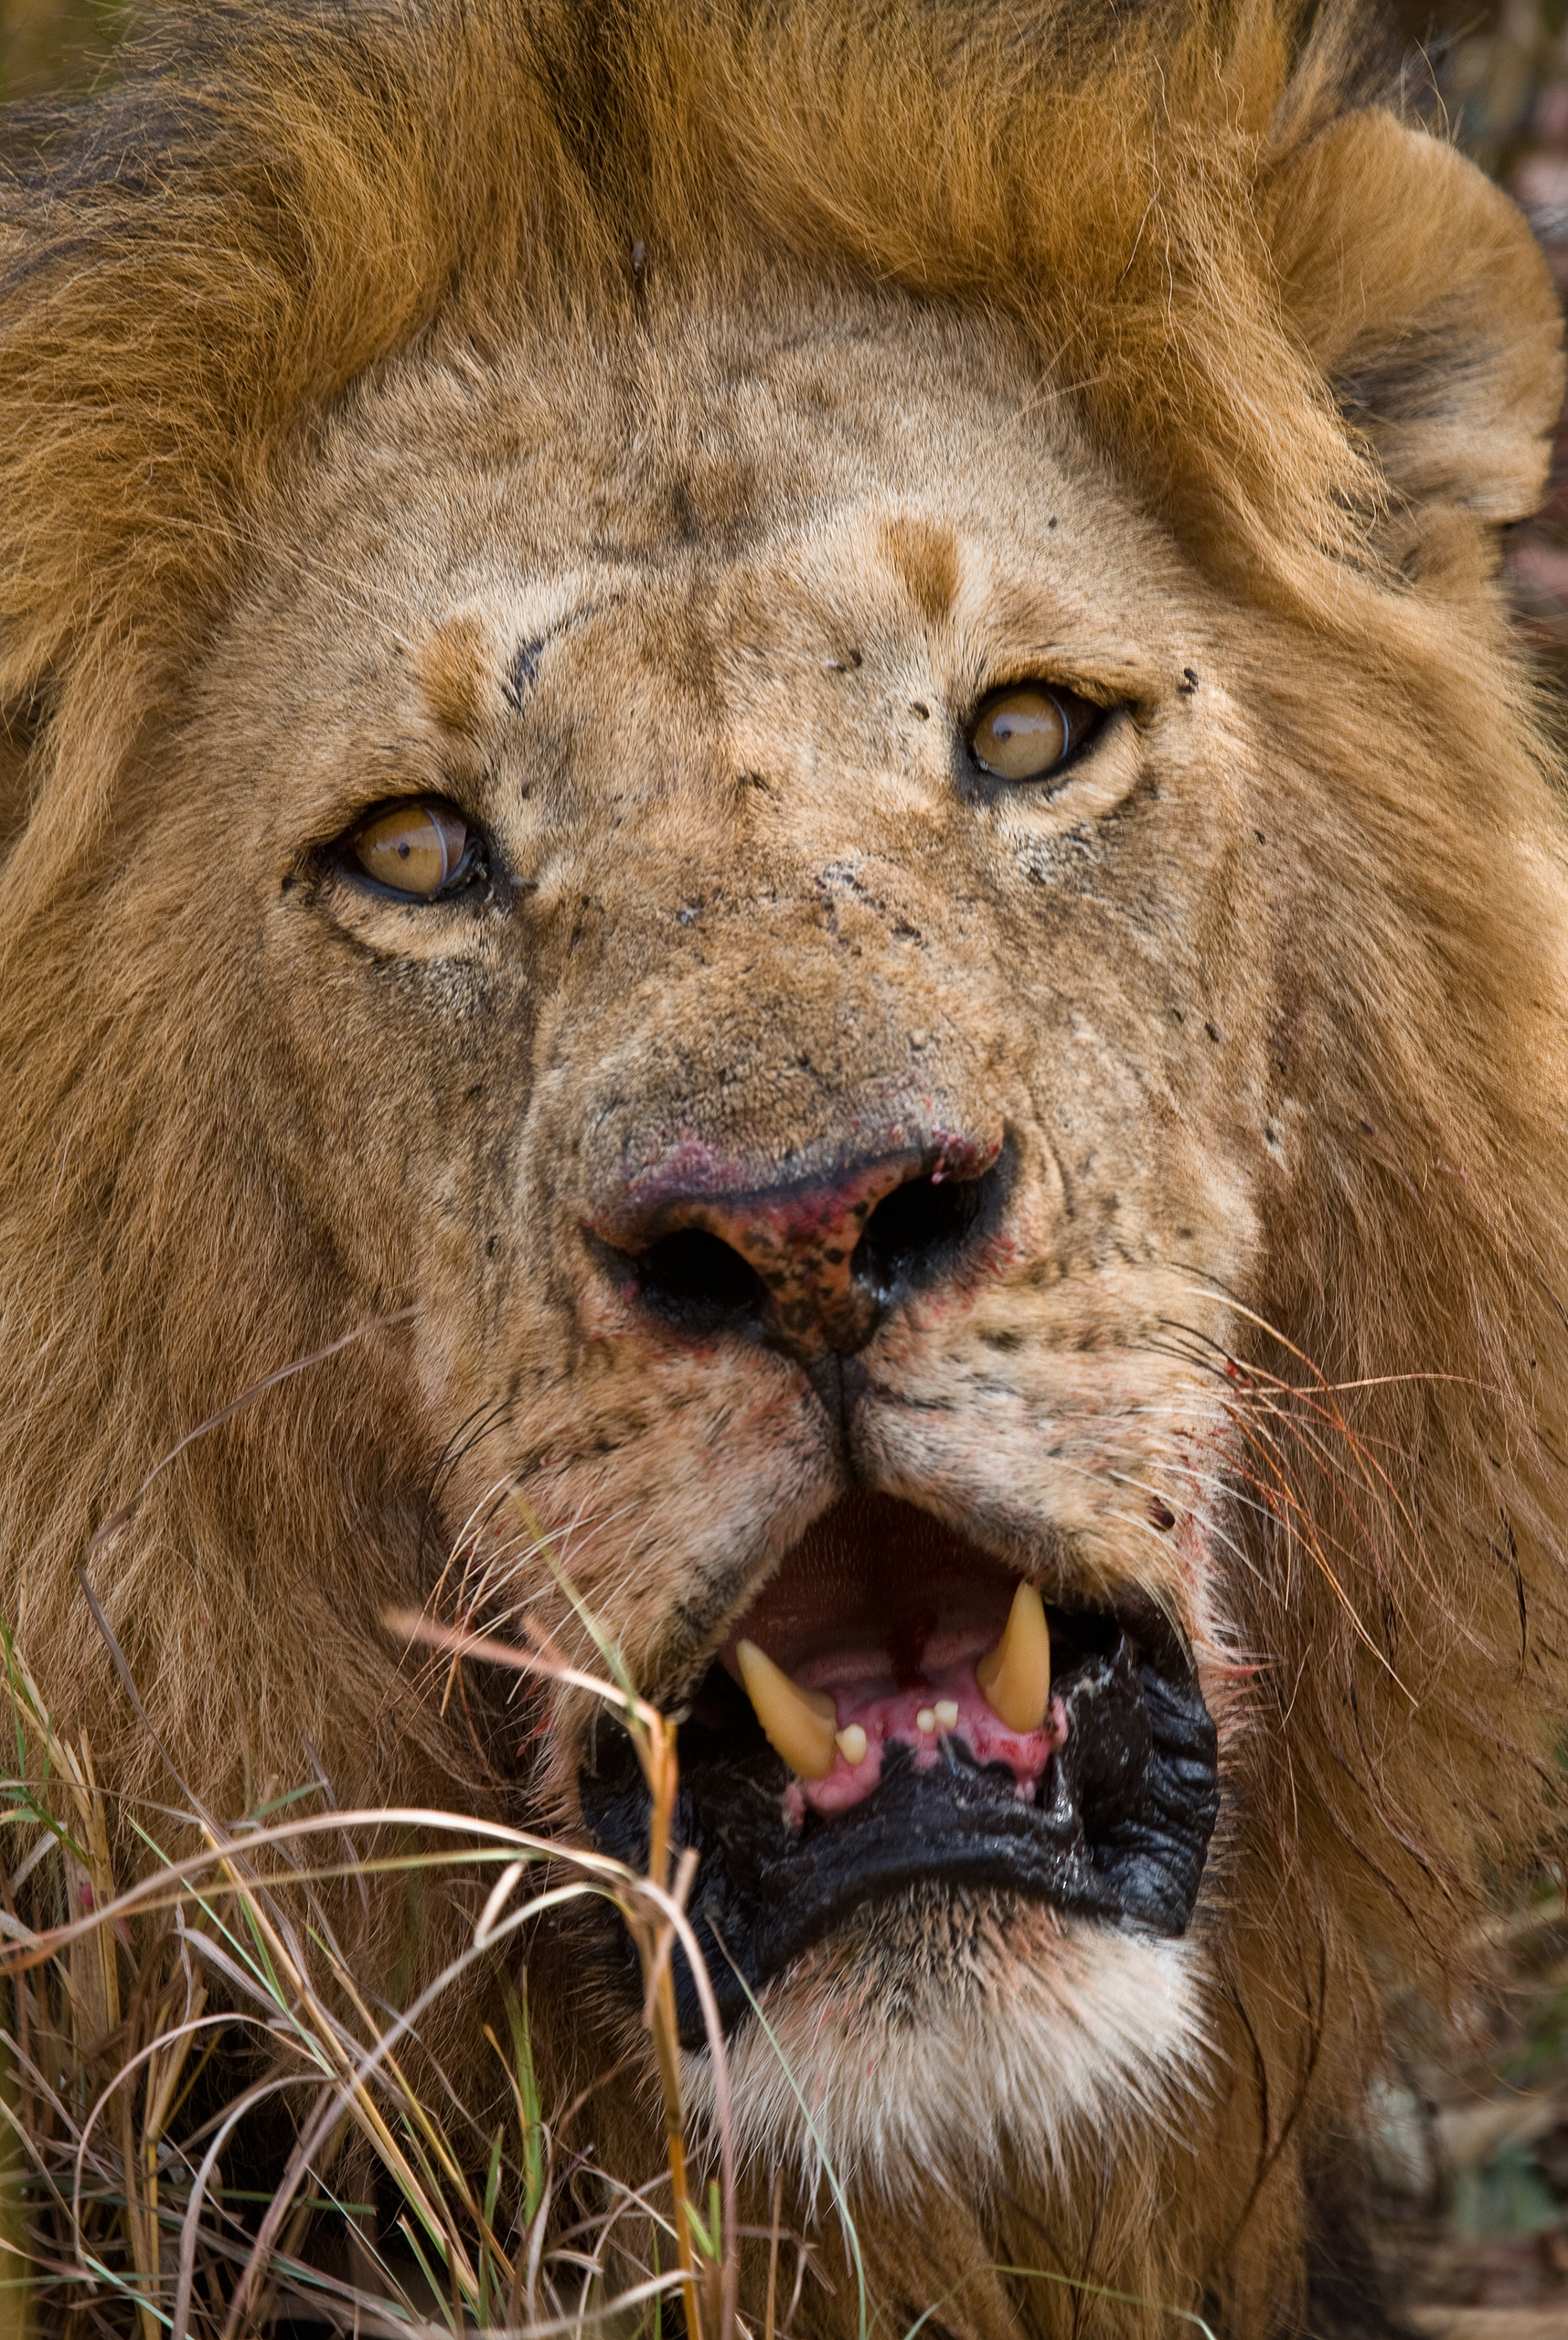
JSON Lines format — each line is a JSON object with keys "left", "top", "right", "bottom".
{"left": 975, "top": 1581, "right": 1052, "bottom": 1734}
{"left": 736, "top": 1640, "right": 837, "bottom": 1779}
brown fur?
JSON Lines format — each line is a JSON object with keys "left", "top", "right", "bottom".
{"left": 4, "top": 1, "right": 1568, "bottom": 2331}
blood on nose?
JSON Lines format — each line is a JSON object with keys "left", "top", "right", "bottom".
{"left": 589, "top": 1132, "right": 1008, "bottom": 1361}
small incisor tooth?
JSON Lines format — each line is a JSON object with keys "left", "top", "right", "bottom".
{"left": 736, "top": 1640, "right": 837, "bottom": 1779}
{"left": 975, "top": 1580, "right": 1052, "bottom": 1734}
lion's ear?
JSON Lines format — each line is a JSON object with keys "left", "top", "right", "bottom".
{"left": 1266, "top": 110, "right": 1563, "bottom": 531}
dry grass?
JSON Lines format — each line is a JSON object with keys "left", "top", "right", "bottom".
{"left": 0, "top": 1609, "right": 769, "bottom": 2339}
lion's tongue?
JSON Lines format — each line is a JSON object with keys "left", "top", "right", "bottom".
{"left": 791, "top": 1652, "right": 1068, "bottom": 1817}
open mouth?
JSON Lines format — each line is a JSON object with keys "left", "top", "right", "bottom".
{"left": 579, "top": 1492, "right": 1220, "bottom": 2044}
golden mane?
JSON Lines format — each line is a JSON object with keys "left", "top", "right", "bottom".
{"left": 5, "top": 3, "right": 1568, "bottom": 2330}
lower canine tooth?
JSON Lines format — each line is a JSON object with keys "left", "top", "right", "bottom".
{"left": 975, "top": 1580, "right": 1052, "bottom": 1734}
{"left": 736, "top": 1640, "right": 837, "bottom": 1779}
{"left": 836, "top": 1724, "right": 869, "bottom": 1766}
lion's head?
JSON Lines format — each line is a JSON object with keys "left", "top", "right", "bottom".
{"left": 5, "top": 1, "right": 1568, "bottom": 2329}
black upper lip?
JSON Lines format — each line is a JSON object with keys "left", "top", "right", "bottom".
{"left": 575, "top": 1497, "right": 1221, "bottom": 2044}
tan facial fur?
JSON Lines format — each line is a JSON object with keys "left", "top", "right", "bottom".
{"left": 4, "top": 4, "right": 1568, "bottom": 2332}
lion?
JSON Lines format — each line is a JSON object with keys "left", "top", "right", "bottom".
{"left": 3, "top": 0, "right": 1568, "bottom": 2327}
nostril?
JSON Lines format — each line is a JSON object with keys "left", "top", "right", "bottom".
{"left": 634, "top": 1228, "right": 769, "bottom": 1330}
{"left": 597, "top": 1129, "right": 1009, "bottom": 1357}
{"left": 856, "top": 1155, "right": 1006, "bottom": 1295}
{"left": 857, "top": 1174, "right": 974, "bottom": 1284}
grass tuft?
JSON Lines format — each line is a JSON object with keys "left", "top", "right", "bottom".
{"left": 0, "top": 1608, "right": 764, "bottom": 2339}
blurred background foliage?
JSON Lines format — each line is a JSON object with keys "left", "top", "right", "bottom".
{"left": 0, "top": 0, "right": 122, "bottom": 99}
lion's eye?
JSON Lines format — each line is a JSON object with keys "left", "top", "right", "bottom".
{"left": 968, "top": 685, "right": 1102, "bottom": 783}
{"left": 347, "top": 800, "right": 481, "bottom": 899}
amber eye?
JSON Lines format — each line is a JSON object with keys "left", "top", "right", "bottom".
{"left": 348, "top": 800, "right": 480, "bottom": 899}
{"left": 968, "top": 684, "right": 1102, "bottom": 783}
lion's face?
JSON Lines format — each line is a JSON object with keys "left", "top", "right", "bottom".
{"left": 166, "top": 294, "right": 1326, "bottom": 2167}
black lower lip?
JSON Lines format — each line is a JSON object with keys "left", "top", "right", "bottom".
{"left": 578, "top": 1635, "right": 1220, "bottom": 2046}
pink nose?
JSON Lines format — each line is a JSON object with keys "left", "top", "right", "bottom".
{"left": 592, "top": 1131, "right": 1006, "bottom": 1361}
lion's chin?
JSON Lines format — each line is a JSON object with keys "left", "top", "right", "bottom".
{"left": 679, "top": 1893, "right": 1215, "bottom": 2196}
{"left": 578, "top": 1492, "right": 1221, "bottom": 2045}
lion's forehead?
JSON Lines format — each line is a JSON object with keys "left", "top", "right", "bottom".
{"left": 232, "top": 300, "right": 1197, "bottom": 728}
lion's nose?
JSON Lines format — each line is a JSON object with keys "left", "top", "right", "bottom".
{"left": 591, "top": 1131, "right": 1008, "bottom": 1362}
